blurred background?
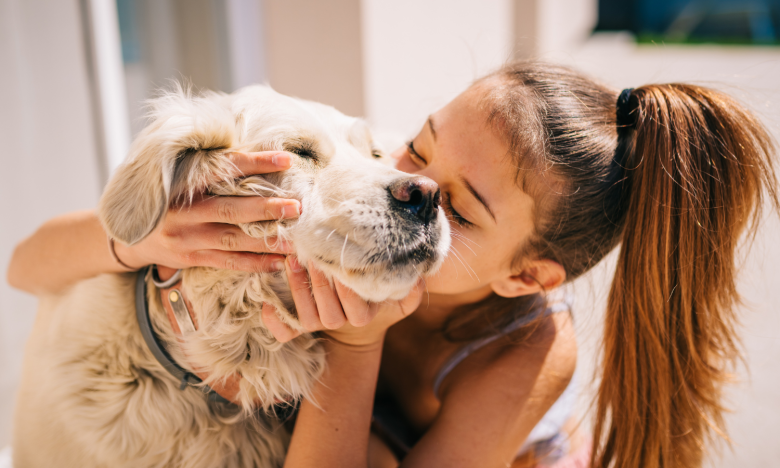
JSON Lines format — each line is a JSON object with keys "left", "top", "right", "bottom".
{"left": 1, "top": 0, "right": 778, "bottom": 465}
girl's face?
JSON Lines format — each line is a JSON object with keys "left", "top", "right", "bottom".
{"left": 393, "top": 85, "right": 541, "bottom": 304}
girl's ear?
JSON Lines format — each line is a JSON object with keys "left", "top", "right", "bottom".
{"left": 490, "top": 259, "right": 566, "bottom": 298}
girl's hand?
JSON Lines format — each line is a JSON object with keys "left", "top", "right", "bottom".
{"left": 262, "top": 256, "right": 425, "bottom": 346}
{"left": 113, "top": 151, "right": 300, "bottom": 273}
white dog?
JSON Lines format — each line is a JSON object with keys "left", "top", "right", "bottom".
{"left": 12, "top": 85, "right": 450, "bottom": 468}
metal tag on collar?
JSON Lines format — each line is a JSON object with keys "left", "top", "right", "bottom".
{"left": 167, "top": 288, "right": 196, "bottom": 333}
{"left": 135, "top": 267, "right": 230, "bottom": 405}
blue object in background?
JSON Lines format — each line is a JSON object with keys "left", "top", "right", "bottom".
{"left": 116, "top": 0, "right": 142, "bottom": 63}
{"left": 597, "top": 0, "right": 779, "bottom": 43}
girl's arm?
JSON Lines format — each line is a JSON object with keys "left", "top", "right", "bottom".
{"left": 7, "top": 151, "right": 299, "bottom": 296}
{"left": 276, "top": 262, "right": 577, "bottom": 468}
{"left": 286, "top": 340, "right": 384, "bottom": 467}
{"left": 8, "top": 210, "right": 135, "bottom": 295}
{"left": 269, "top": 260, "right": 422, "bottom": 468}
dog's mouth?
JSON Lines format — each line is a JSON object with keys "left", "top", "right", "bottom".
{"left": 314, "top": 240, "right": 438, "bottom": 274}
{"left": 311, "top": 219, "right": 442, "bottom": 266}
{"left": 374, "top": 242, "right": 437, "bottom": 269}
{"left": 289, "top": 186, "right": 451, "bottom": 302}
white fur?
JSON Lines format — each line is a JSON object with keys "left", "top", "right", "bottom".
{"left": 13, "top": 85, "right": 450, "bottom": 468}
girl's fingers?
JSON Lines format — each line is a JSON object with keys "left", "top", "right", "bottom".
{"left": 183, "top": 224, "right": 294, "bottom": 254}
{"left": 285, "top": 256, "right": 322, "bottom": 332}
{"left": 262, "top": 303, "right": 302, "bottom": 343}
{"left": 334, "top": 281, "right": 378, "bottom": 327}
{"left": 187, "top": 250, "right": 287, "bottom": 273}
{"left": 180, "top": 195, "right": 301, "bottom": 224}
{"left": 226, "top": 151, "right": 294, "bottom": 176}
{"left": 308, "top": 263, "right": 347, "bottom": 329}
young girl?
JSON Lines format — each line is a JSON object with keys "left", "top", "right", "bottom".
{"left": 8, "top": 61, "right": 777, "bottom": 468}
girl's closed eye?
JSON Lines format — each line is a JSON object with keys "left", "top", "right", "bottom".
{"left": 406, "top": 140, "right": 426, "bottom": 165}
{"left": 405, "top": 140, "right": 473, "bottom": 228}
{"left": 442, "top": 192, "right": 474, "bottom": 228}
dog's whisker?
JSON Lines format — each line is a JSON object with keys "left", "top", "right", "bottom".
{"left": 340, "top": 233, "right": 349, "bottom": 272}
{"left": 448, "top": 245, "right": 478, "bottom": 281}
{"left": 449, "top": 230, "right": 480, "bottom": 248}
{"left": 452, "top": 238, "right": 478, "bottom": 257}
{"left": 447, "top": 247, "right": 467, "bottom": 281}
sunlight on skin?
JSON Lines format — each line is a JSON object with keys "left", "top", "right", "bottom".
{"left": 392, "top": 84, "right": 560, "bottom": 320}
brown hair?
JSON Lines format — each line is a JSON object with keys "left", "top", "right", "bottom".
{"left": 462, "top": 62, "right": 778, "bottom": 467}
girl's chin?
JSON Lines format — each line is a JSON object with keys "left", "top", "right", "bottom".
{"left": 421, "top": 275, "right": 461, "bottom": 295}
{"left": 422, "top": 276, "right": 494, "bottom": 303}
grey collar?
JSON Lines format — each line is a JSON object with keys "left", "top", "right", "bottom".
{"left": 135, "top": 266, "right": 231, "bottom": 404}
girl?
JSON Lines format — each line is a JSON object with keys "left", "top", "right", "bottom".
{"left": 8, "top": 62, "right": 778, "bottom": 468}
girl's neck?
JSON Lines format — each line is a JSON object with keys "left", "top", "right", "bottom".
{"left": 411, "top": 284, "right": 495, "bottom": 331}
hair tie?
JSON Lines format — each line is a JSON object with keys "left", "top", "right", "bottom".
{"left": 616, "top": 88, "right": 637, "bottom": 129}
{"left": 614, "top": 88, "right": 637, "bottom": 174}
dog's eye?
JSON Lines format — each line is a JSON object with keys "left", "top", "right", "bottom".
{"left": 293, "top": 148, "right": 316, "bottom": 159}
{"left": 371, "top": 150, "right": 382, "bottom": 159}
{"left": 285, "top": 142, "right": 318, "bottom": 161}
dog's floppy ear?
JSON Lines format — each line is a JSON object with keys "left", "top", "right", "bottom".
{"left": 98, "top": 87, "right": 236, "bottom": 245}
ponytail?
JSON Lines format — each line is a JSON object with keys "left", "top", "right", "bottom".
{"left": 593, "top": 84, "right": 779, "bottom": 467}
{"left": 481, "top": 62, "right": 778, "bottom": 467}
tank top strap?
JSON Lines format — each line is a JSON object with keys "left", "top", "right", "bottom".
{"left": 432, "top": 290, "right": 573, "bottom": 398}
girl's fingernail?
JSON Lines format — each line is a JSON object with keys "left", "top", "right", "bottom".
{"left": 288, "top": 256, "right": 304, "bottom": 273}
{"left": 272, "top": 152, "right": 290, "bottom": 167}
{"left": 272, "top": 260, "right": 285, "bottom": 271}
{"left": 281, "top": 202, "right": 301, "bottom": 219}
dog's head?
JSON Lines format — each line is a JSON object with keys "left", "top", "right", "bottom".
{"left": 100, "top": 85, "right": 450, "bottom": 310}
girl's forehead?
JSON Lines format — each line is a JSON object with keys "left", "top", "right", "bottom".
{"left": 432, "top": 83, "right": 557, "bottom": 239}
{"left": 431, "top": 103, "right": 530, "bottom": 223}
{"left": 434, "top": 89, "right": 512, "bottom": 175}
{"left": 437, "top": 84, "right": 490, "bottom": 121}
{"left": 437, "top": 80, "right": 563, "bottom": 205}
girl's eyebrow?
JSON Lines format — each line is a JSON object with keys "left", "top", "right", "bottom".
{"left": 459, "top": 175, "right": 496, "bottom": 223}
{"left": 427, "top": 116, "right": 437, "bottom": 141}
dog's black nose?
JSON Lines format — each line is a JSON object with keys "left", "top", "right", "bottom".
{"left": 389, "top": 176, "right": 441, "bottom": 224}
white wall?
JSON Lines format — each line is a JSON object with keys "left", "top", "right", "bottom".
{"left": 84, "top": 0, "right": 131, "bottom": 175}
{"left": 359, "top": 0, "right": 599, "bottom": 136}
{"left": 534, "top": 0, "right": 598, "bottom": 56}
{"left": 514, "top": 0, "right": 598, "bottom": 58}
{"left": 0, "top": 0, "right": 102, "bottom": 446}
{"left": 361, "top": 0, "right": 514, "bottom": 136}
{"left": 265, "top": 0, "right": 366, "bottom": 117}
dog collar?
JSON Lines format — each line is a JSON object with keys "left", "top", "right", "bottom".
{"left": 136, "top": 266, "right": 298, "bottom": 417}
{"left": 135, "top": 266, "right": 233, "bottom": 404}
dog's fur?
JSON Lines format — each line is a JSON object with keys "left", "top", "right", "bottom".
{"left": 13, "top": 85, "right": 450, "bottom": 467}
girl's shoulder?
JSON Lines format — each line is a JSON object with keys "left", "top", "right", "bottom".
{"left": 438, "top": 289, "right": 578, "bottom": 401}
{"left": 434, "top": 287, "right": 576, "bottom": 396}
{"left": 427, "top": 302, "right": 578, "bottom": 465}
